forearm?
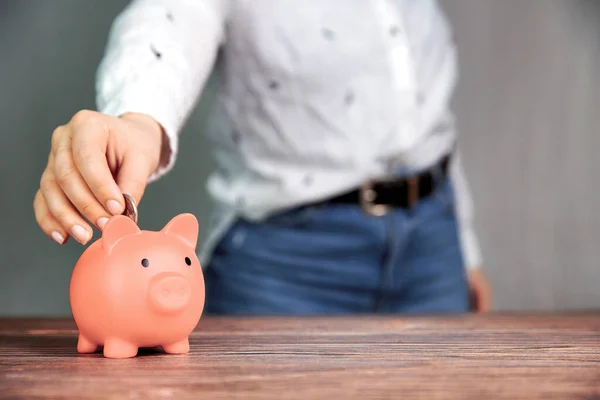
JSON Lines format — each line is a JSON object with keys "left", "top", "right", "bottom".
{"left": 95, "top": 0, "right": 228, "bottom": 181}
{"left": 449, "top": 150, "right": 483, "bottom": 270}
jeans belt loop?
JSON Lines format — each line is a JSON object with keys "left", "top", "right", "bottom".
{"left": 406, "top": 176, "right": 419, "bottom": 209}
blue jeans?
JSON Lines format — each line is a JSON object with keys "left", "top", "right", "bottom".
{"left": 204, "top": 178, "right": 470, "bottom": 315}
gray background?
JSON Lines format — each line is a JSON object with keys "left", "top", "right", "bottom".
{"left": 1, "top": 0, "right": 599, "bottom": 316}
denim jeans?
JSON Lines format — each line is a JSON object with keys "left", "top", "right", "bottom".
{"left": 203, "top": 177, "right": 470, "bottom": 315}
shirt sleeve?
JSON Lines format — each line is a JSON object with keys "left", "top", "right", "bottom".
{"left": 95, "top": 0, "right": 228, "bottom": 182}
{"left": 449, "top": 149, "right": 484, "bottom": 270}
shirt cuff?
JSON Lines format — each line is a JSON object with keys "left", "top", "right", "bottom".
{"left": 459, "top": 223, "right": 483, "bottom": 270}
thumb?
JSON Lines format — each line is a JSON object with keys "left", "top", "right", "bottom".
{"left": 115, "top": 154, "right": 151, "bottom": 207}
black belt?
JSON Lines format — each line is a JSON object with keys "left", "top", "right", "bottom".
{"left": 327, "top": 153, "right": 451, "bottom": 216}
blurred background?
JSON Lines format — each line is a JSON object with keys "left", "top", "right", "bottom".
{"left": 1, "top": 0, "right": 599, "bottom": 316}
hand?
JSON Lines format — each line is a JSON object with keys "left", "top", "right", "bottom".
{"left": 468, "top": 268, "right": 492, "bottom": 312}
{"left": 33, "top": 110, "right": 164, "bottom": 245}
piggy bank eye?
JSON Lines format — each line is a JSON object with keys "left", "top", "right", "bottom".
{"left": 184, "top": 257, "right": 191, "bottom": 266}
{"left": 141, "top": 258, "right": 150, "bottom": 268}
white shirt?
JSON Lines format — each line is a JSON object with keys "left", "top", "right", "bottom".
{"left": 96, "top": 0, "right": 483, "bottom": 270}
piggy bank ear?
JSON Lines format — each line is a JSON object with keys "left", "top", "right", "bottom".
{"left": 161, "top": 213, "right": 199, "bottom": 249}
{"left": 102, "top": 215, "right": 140, "bottom": 255}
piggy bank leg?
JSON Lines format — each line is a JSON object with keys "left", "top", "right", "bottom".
{"left": 103, "top": 337, "right": 139, "bottom": 359}
{"left": 77, "top": 334, "right": 98, "bottom": 354}
{"left": 162, "top": 338, "right": 190, "bottom": 354}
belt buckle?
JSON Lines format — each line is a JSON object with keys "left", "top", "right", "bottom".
{"left": 360, "top": 176, "right": 419, "bottom": 216}
{"left": 360, "top": 180, "right": 390, "bottom": 217}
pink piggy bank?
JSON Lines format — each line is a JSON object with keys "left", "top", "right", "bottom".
{"left": 69, "top": 213, "right": 205, "bottom": 359}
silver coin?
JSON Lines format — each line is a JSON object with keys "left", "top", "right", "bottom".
{"left": 122, "top": 193, "right": 138, "bottom": 224}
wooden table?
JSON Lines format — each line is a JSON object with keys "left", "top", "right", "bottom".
{"left": 0, "top": 313, "right": 599, "bottom": 399}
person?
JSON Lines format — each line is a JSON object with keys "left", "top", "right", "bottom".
{"left": 33, "top": 0, "right": 491, "bottom": 314}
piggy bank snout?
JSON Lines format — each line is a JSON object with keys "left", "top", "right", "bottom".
{"left": 148, "top": 273, "right": 192, "bottom": 314}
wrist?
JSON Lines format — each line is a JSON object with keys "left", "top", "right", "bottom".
{"left": 119, "top": 112, "right": 168, "bottom": 177}
{"left": 120, "top": 112, "right": 163, "bottom": 140}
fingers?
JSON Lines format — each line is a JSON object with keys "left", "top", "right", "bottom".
{"left": 115, "top": 153, "right": 150, "bottom": 207}
{"left": 468, "top": 270, "right": 492, "bottom": 313}
{"left": 479, "top": 286, "right": 492, "bottom": 312}
{"left": 478, "top": 274, "right": 492, "bottom": 313}
{"left": 40, "top": 113, "right": 120, "bottom": 245}
{"left": 70, "top": 110, "right": 125, "bottom": 216}
{"left": 33, "top": 189, "right": 68, "bottom": 245}
{"left": 53, "top": 128, "right": 114, "bottom": 231}
{"left": 39, "top": 166, "right": 93, "bottom": 245}
{"left": 35, "top": 109, "right": 158, "bottom": 246}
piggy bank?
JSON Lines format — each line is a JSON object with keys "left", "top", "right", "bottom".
{"left": 69, "top": 213, "right": 205, "bottom": 359}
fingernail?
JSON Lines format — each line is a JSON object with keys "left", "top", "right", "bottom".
{"left": 71, "top": 225, "right": 90, "bottom": 243}
{"left": 97, "top": 217, "right": 109, "bottom": 230}
{"left": 51, "top": 231, "right": 65, "bottom": 245}
{"left": 106, "top": 199, "right": 122, "bottom": 215}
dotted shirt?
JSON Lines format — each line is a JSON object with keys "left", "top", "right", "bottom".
{"left": 96, "top": 0, "right": 483, "bottom": 269}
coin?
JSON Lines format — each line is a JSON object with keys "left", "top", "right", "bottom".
{"left": 122, "top": 193, "right": 138, "bottom": 224}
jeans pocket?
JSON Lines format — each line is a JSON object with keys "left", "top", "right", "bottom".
{"left": 211, "top": 219, "right": 246, "bottom": 256}
{"left": 438, "top": 178, "right": 459, "bottom": 217}
{"left": 261, "top": 204, "right": 321, "bottom": 228}
{"left": 418, "top": 177, "right": 456, "bottom": 220}
{"left": 212, "top": 204, "right": 320, "bottom": 258}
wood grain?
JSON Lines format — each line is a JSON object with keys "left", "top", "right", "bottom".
{"left": 0, "top": 313, "right": 599, "bottom": 399}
